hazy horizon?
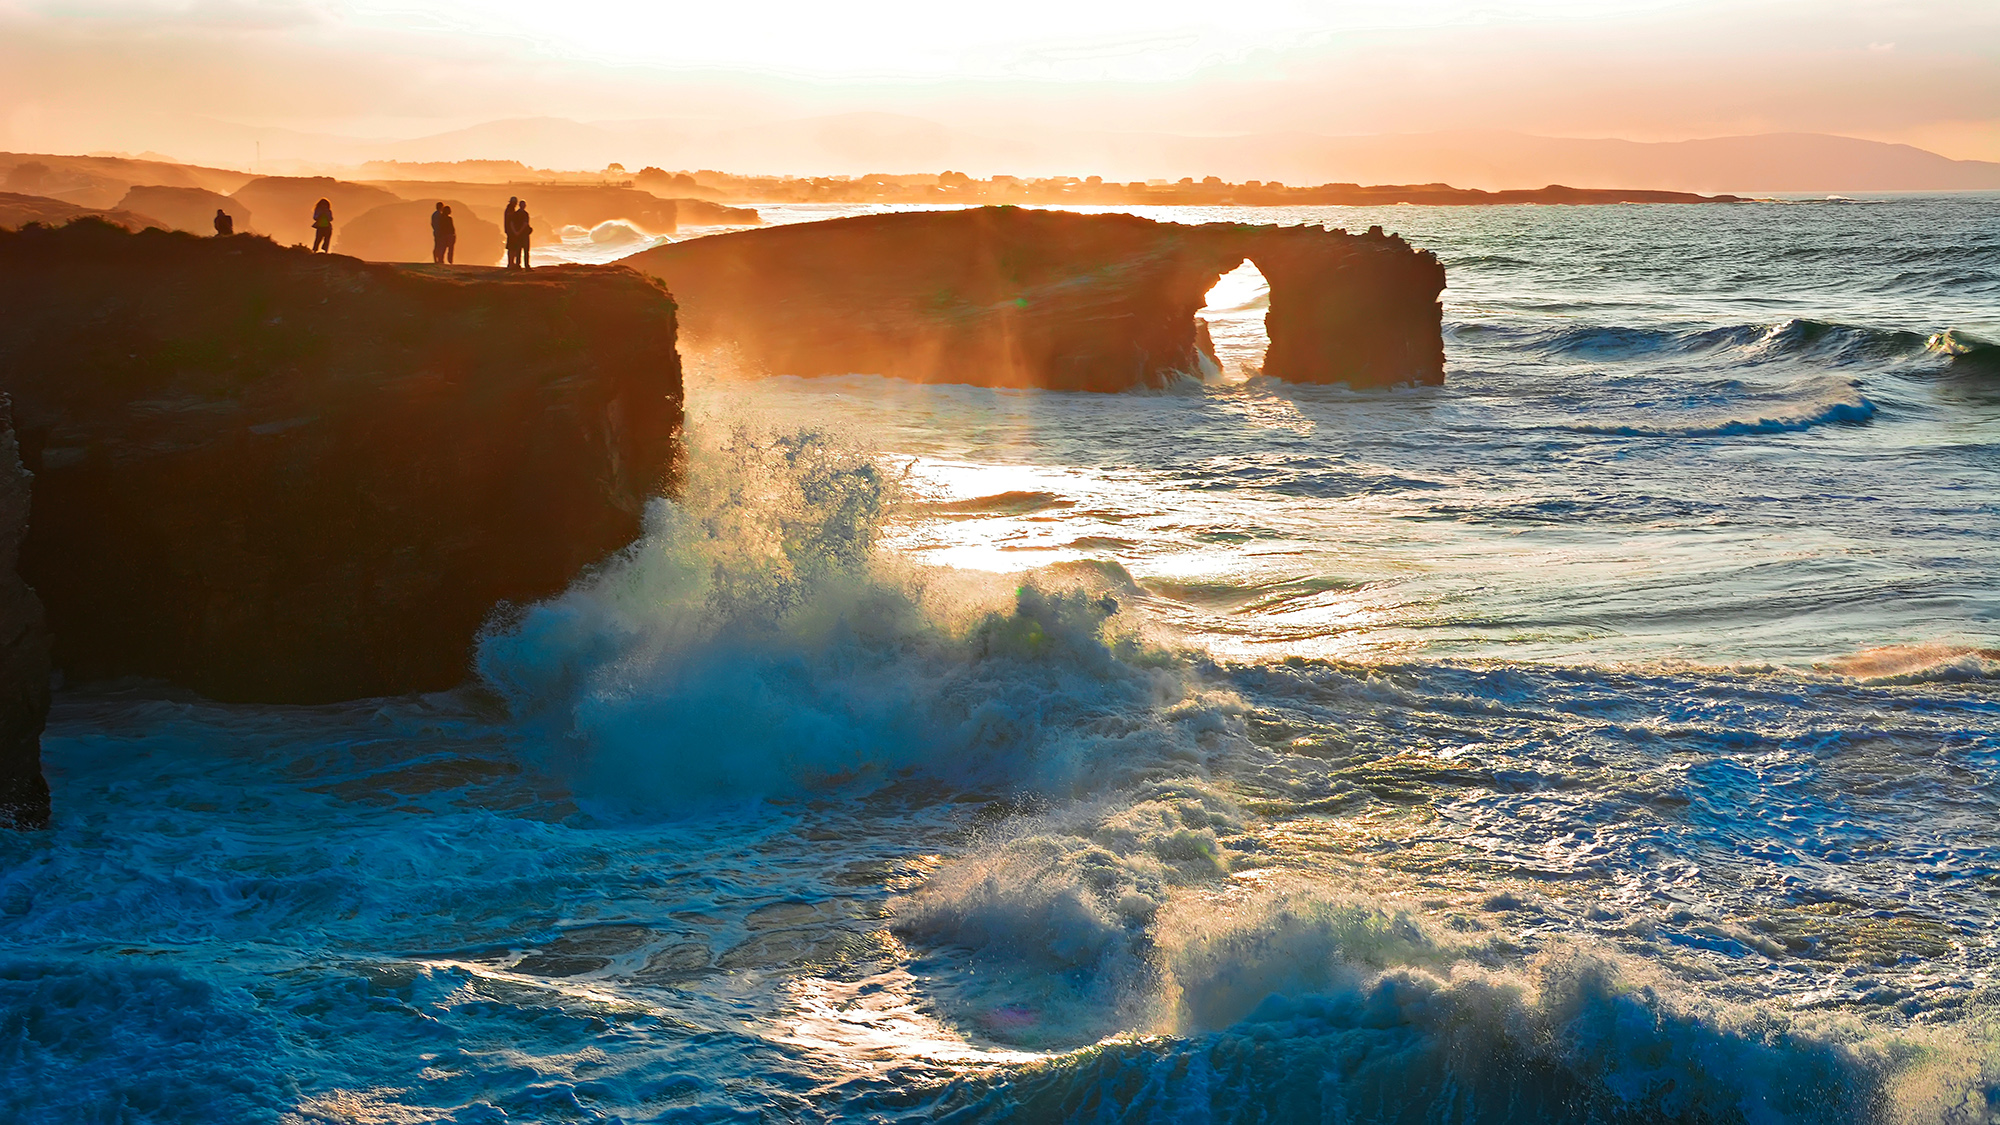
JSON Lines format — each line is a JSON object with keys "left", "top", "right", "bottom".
{"left": 4, "top": 0, "right": 1996, "bottom": 183}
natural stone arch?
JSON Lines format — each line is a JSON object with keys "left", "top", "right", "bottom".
{"left": 1194, "top": 258, "right": 1271, "bottom": 379}
{"left": 635, "top": 208, "right": 1445, "bottom": 392}
{"left": 1233, "top": 225, "right": 1445, "bottom": 388}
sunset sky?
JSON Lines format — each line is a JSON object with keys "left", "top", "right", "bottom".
{"left": 3, "top": 0, "right": 1996, "bottom": 164}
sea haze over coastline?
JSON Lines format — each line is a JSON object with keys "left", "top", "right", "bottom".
{"left": 7, "top": 0, "right": 1997, "bottom": 167}
{"left": 28, "top": 121, "right": 2000, "bottom": 195}
{"left": 2, "top": 192, "right": 1997, "bottom": 1121}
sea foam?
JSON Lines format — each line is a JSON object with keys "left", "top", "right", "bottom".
{"left": 475, "top": 424, "right": 1243, "bottom": 813}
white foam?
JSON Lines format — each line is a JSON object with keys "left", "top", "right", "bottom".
{"left": 476, "top": 424, "right": 1246, "bottom": 813}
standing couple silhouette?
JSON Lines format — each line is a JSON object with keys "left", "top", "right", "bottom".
{"left": 429, "top": 202, "right": 457, "bottom": 264}
{"left": 503, "top": 198, "right": 533, "bottom": 268}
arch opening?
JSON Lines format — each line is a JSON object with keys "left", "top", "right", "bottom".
{"left": 1195, "top": 258, "right": 1272, "bottom": 381}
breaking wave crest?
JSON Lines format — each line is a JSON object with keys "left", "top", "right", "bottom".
{"left": 468, "top": 425, "right": 2000, "bottom": 1122}
{"left": 1459, "top": 317, "right": 1997, "bottom": 373}
{"left": 899, "top": 868, "right": 1995, "bottom": 1124}
{"left": 475, "top": 425, "right": 1240, "bottom": 811}
{"left": 928, "top": 903, "right": 1935, "bottom": 1124}
{"left": 1814, "top": 643, "right": 2000, "bottom": 684}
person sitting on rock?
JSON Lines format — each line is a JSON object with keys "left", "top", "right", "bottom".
{"left": 439, "top": 205, "right": 457, "bottom": 266}
{"left": 212, "top": 209, "right": 234, "bottom": 237}
{"left": 503, "top": 197, "right": 519, "bottom": 267}
{"left": 311, "top": 198, "right": 333, "bottom": 253}
{"left": 430, "top": 202, "right": 447, "bottom": 264}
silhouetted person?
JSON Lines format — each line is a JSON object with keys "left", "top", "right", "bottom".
{"left": 430, "top": 201, "right": 447, "bottom": 264}
{"left": 513, "top": 202, "right": 532, "bottom": 269}
{"left": 311, "top": 198, "right": 333, "bottom": 253}
{"left": 503, "top": 197, "right": 520, "bottom": 267}
{"left": 212, "top": 209, "right": 234, "bottom": 237}
{"left": 439, "top": 205, "right": 457, "bottom": 265}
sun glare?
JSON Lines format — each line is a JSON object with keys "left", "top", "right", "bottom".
{"left": 1197, "top": 259, "right": 1272, "bottom": 380}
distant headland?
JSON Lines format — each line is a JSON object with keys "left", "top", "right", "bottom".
{"left": 653, "top": 170, "right": 1747, "bottom": 207}
{"left": 1, "top": 149, "right": 1747, "bottom": 255}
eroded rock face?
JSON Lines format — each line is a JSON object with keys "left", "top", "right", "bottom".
{"left": 630, "top": 207, "right": 1444, "bottom": 392}
{"left": 1240, "top": 224, "right": 1447, "bottom": 388}
{"left": 0, "top": 405, "right": 50, "bottom": 830}
{"left": 0, "top": 220, "right": 682, "bottom": 703}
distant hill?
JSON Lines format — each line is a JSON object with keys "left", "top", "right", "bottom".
{"left": 316, "top": 114, "right": 2000, "bottom": 192}
{"left": 0, "top": 191, "right": 166, "bottom": 233}
{"left": 1143, "top": 130, "right": 2000, "bottom": 194}
{"left": 16, "top": 117, "right": 2000, "bottom": 193}
{"left": 345, "top": 116, "right": 2000, "bottom": 194}
{"left": 0, "top": 152, "right": 253, "bottom": 210}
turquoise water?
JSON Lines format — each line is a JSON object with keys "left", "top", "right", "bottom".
{"left": 3, "top": 197, "right": 1998, "bottom": 1123}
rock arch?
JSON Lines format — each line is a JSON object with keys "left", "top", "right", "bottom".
{"left": 632, "top": 207, "right": 1446, "bottom": 392}
{"left": 1195, "top": 259, "right": 1270, "bottom": 378}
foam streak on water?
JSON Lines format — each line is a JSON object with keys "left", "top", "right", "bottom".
{"left": 4, "top": 195, "right": 2000, "bottom": 1123}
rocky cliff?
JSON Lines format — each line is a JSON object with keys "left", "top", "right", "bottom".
{"left": 0, "top": 220, "right": 683, "bottom": 708}
{"left": 0, "top": 405, "right": 49, "bottom": 831}
{"left": 1241, "top": 224, "right": 1447, "bottom": 386}
{"left": 630, "top": 207, "right": 1444, "bottom": 392}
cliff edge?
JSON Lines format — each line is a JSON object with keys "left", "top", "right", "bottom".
{"left": 0, "top": 405, "right": 49, "bottom": 830}
{"left": 629, "top": 207, "right": 1444, "bottom": 392}
{"left": 0, "top": 221, "right": 682, "bottom": 711}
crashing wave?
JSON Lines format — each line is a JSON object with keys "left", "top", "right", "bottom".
{"left": 475, "top": 424, "right": 1243, "bottom": 811}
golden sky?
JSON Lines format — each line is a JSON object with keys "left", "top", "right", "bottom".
{"left": 2, "top": 0, "right": 1996, "bottom": 165}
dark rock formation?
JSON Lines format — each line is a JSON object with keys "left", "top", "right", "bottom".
{"left": 229, "top": 176, "right": 404, "bottom": 240}
{"left": 672, "top": 199, "right": 761, "bottom": 227}
{"left": 1248, "top": 224, "right": 1447, "bottom": 386}
{"left": 0, "top": 191, "right": 165, "bottom": 233}
{"left": 0, "top": 403, "right": 50, "bottom": 830}
{"left": 116, "top": 185, "right": 252, "bottom": 235}
{"left": 630, "top": 207, "right": 1444, "bottom": 392}
{"left": 0, "top": 220, "right": 682, "bottom": 703}
{"left": 339, "top": 199, "right": 504, "bottom": 265}
{"left": 361, "top": 182, "right": 678, "bottom": 241}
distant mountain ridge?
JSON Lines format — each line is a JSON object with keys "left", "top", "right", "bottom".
{"left": 373, "top": 118, "right": 2000, "bottom": 194}
{"left": 1166, "top": 130, "right": 2000, "bottom": 194}
{"left": 39, "top": 114, "right": 2000, "bottom": 193}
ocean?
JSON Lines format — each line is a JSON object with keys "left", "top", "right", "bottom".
{"left": 4, "top": 195, "right": 1998, "bottom": 1123}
